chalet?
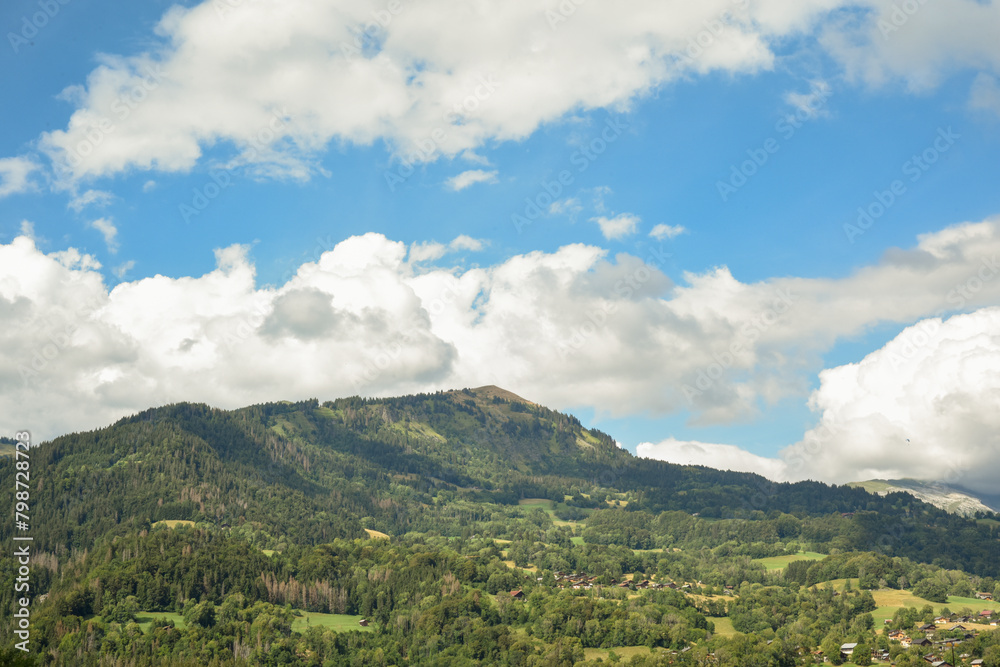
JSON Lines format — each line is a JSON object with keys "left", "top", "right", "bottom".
{"left": 358, "top": 619, "right": 369, "bottom": 627}
{"left": 840, "top": 643, "right": 858, "bottom": 659}
{"left": 971, "top": 660, "right": 984, "bottom": 666}
{"left": 919, "top": 623, "right": 938, "bottom": 632}
{"left": 976, "top": 592, "right": 994, "bottom": 601}
{"left": 980, "top": 610, "right": 995, "bottom": 618}
{"left": 911, "top": 638, "right": 933, "bottom": 647}
{"left": 510, "top": 590, "right": 525, "bottom": 600}
{"left": 930, "top": 662, "right": 953, "bottom": 667}
{"left": 618, "top": 582, "right": 630, "bottom": 588}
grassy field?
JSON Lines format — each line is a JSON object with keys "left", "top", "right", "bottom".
{"left": 707, "top": 616, "right": 738, "bottom": 637}
{"left": 519, "top": 498, "right": 588, "bottom": 533}
{"left": 864, "top": 590, "right": 997, "bottom": 626}
{"left": 753, "top": 551, "right": 827, "bottom": 571}
{"left": 292, "top": 612, "right": 373, "bottom": 632}
{"left": 813, "top": 578, "right": 860, "bottom": 592}
{"left": 363, "top": 528, "right": 390, "bottom": 540}
{"left": 152, "top": 520, "right": 196, "bottom": 529}
{"left": 583, "top": 646, "right": 666, "bottom": 661}
{"left": 136, "top": 611, "right": 186, "bottom": 632}
{"left": 570, "top": 536, "right": 585, "bottom": 546}
{"left": 139, "top": 610, "right": 373, "bottom": 633}
{"left": 518, "top": 498, "right": 553, "bottom": 510}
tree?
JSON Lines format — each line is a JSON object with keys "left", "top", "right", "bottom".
{"left": 853, "top": 641, "right": 872, "bottom": 666}
{"left": 914, "top": 579, "right": 948, "bottom": 603}
{"left": 822, "top": 634, "right": 844, "bottom": 666}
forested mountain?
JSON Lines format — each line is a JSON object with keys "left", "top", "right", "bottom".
{"left": 3, "top": 386, "right": 1000, "bottom": 666}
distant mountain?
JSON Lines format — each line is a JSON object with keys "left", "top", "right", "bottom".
{"left": 849, "top": 478, "right": 1000, "bottom": 516}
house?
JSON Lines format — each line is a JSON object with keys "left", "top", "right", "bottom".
{"left": 358, "top": 619, "right": 369, "bottom": 627}
{"left": 911, "top": 638, "right": 933, "bottom": 647}
{"left": 510, "top": 590, "right": 525, "bottom": 600}
{"left": 976, "top": 592, "right": 994, "bottom": 601}
{"left": 840, "top": 643, "right": 858, "bottom": 659}
{"left": 980, "top": 610, "right": 995, "bottom": 618}
{"left": 971, "top": 660, "right": 984, "bottom": 666}
{"left": 919, "top": 623, "right": 938, "bottom": 632}
{"left": 930, "top": 662, "right": 953, "bottom": 667}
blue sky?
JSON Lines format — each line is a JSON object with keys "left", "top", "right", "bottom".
{"left": 3, "top": 0, "right": 1000, "bottom": 491}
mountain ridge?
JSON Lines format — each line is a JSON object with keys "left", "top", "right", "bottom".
{"left": 848, "top": 478, "right": 1000, "bottom": 516}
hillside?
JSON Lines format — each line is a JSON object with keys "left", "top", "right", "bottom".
{"left": 3, "top": 387, "right": 1000, "bottom": 666}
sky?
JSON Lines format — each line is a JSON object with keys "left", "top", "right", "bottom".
{"left": 2, "top": 0, "right": 1000, "bottom": 494}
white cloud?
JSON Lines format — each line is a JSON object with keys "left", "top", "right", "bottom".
{"left": 592, "top": 213, "right": 640, "bottom": 240}
{"left": 69, "top": 189, "right": 115, "bottom": 212}
{"left": 649, "top": 224, "right": 687, "bottom": 240}
{"left": 113, "top": 260, "right": 136, "bottom": 279}
{"left": 449, "top": 235, "right": 484, "bottom": 252}
{"left": 142, "top": 180, "right": 157, "bottom": 192}
{"left": 18, "top": 221, "right": 37, "bottom": 242}
{"left": 5, "top": 217, "right": 1000, "bottom": 452}
{"left": 780, "top": 308, "right": 1000, "bottom": 494}
{"left": 409, "top": 235, "right": 486, "bottom": 262}
{"left": 0, "top": 157, "right": 40, "bottom": 198}
{"left": 88, "top": 218, "right": 119, "bottom": 253}
{"left": 549, "top": 198, "right": 582, "bottom": 216}
{"left": 970, "top": 73, "right": 1000, "bottom": 117}
{"left": 446, "top": 169, "right": 498, "bottom": 191}
{"left": 7, "top": 0, "right": 995, "bottom": 187}
{"left": 783, "top": 79, "right": 832, "bottom": 118}
{"left": 23, "top": 0, "right": 835, "bottom": 184}
{"left": 643, "top": 309, "right": 1000, "bottom": 493}
{"left": 637, "top": 438, "right": 789, "bottom": 481}
{"left": 820, "top": 0, "right": 1000, "bottom": 92}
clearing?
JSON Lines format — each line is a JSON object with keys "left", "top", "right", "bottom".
{"left": 753, "top": 551, "right": 827, "bottom": 571}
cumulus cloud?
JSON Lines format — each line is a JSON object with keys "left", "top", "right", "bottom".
{"left": 5, "top": 217, "right": 1000, "bottom": 448}
{"left": 637, "top": 438, "right": 789, "bottom": 481}
{"left": 820, "top": 0, "right": 1000, "bottom": 91}
{"left": 642, "top": 310, "right": 1000, "bottom": 494}
{"left": 781, "top": 308, "right": 1000, "bottom": 494}
{"left": 3, "top": 0, "right": 993, "bottom": 188}
{"left": 592, "top": 213, "right": 640, "bottom": 240}
{"left": 88, "top": 218, "right": 119, "bottom": 253}
{"left": 409, "top": 235, "right": 486, "bottom": 262}
{"left": 0, "top": 157, "right": 40, "bottom": 198}
{"left": 446, "top": 169, "right": 498, "bottom": 191}
{"left": 69, "top": 189, "right": 115, "bottom": 212}
{"left": 649, "top": 224, "right": 687, "bottom": 240}
{"left": 22, "top": 0, "right": 843, "bottom": 185}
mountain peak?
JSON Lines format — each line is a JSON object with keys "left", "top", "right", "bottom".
{"left": 455, "top": 385, "right": 537, "bottom": 406}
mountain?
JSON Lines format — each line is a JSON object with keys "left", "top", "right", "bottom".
{"left": 4, "top": 386, "right": 997, "bottom": 567}
{"left": 849, "top": 478, "right": 1000, "bottom": 516}
{"left": 3, "top": 387, "right": 1000, "bottom": 666}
